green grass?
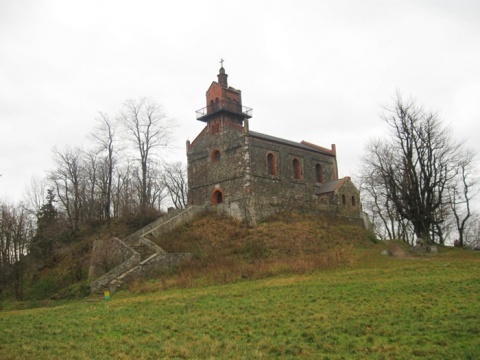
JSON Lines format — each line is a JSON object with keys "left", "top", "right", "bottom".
{"left": 1, "top": 247, "right": 479, "bottom": 359}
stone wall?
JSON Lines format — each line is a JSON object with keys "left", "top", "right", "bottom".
{"left": 247, "top": 135, "right": 340, "bottom": 223}
{"left": 90, "top": 245, "right": 140, "bottom": 294}
{"left": 90, "top": 207, "right": 199, "bottom": 295}
{"left": 88, "top": 237, "right": 135, "bottom": 280}
{"left": 109, "top": 253, "right": 192, "bottom": 293}
{"left": 123, "top": 206, "right": 202, "bottom": 244}
{"left": 148, "top": 205, "right": 207, "bottom": 238}
{"left": 334, "top": 178, "right": 362, "bottom": 217}
{"left": 187, "top": 121, "right": 248, "bottom": 206}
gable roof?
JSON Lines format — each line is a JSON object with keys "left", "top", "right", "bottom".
{"left": 206, "top": 81, "right": 241, "bottom": 94}
{"left": 248, "top": 131, "right": 335, "bottom": 157}
{"left": 315, "top": 178, "right": 348, "bottom": 195}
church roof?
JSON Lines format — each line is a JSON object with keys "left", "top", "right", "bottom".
{"left": 315, "top": 178, "right": 349, "bottom": 195}
{"left": 248, "top": 131, "right": 335, "bottom": 156}
{"left": 206, "top": 81, "right": 241, "bottom": 94}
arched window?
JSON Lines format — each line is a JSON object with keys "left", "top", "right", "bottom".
{"left": 315, "top": 164, "right": 323, "bottom": 183}
{"left": 293, "top": 158, "right": 301, "bottom": 180}
{"left": 211, "top": 149, "right": 221, "bottom": 162}
{"left": 215, "top": 123, "right": 220, "bottom": 134}
{"left": 215, "top": 97, "right": 219, "bottom": 111}
{"left": 342, "top": 194, "right": 346, "bottom": 206}
{"left": 210, "top": 124, "right": 215, "bottom": 135}
{"left": 212, "top": 189, "right": 223, "bottom": 204}
{"left": 351, "top": 196, "right": 356, "bottom": 206}
{"left": 209, "top": 100, "right": 214, "bottom": 113}
{"left": 267, "top": 153, "right": 277, "bottom": 176}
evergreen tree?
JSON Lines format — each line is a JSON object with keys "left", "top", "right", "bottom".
{"left": 31, "top": 189, "right": 58, "bottom": 263}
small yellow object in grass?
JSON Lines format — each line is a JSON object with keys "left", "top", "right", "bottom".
{"left": 104, "top": 291, "right": 110, "bottom": 300}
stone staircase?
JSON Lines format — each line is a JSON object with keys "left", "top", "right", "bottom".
{"left": 89, "top": 205, "right": 208, "bottom": 296}
{"left": 130, "top": 238, "right": 156, "bottom": 261}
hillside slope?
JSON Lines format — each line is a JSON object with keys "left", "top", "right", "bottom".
{"left": 142, "top": 211, "right": 378, "bottom": 291}
{"left": 1, "top": 239, "right": 478, "bottom": 359}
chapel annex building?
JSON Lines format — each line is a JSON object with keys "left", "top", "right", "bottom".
{"left": 186, "top": 66, "right": 361, "bottom": 226}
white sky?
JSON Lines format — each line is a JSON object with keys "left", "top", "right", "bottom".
{"left": 1, "top": 0, "right": 480, "bottom": 204}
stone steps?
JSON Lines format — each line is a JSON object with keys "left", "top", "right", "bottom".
{"left": 90, "top": 206, "right": 201, "bottom": 297}
{"left": 130, "top": 242, "right": 154, "bottom": 261}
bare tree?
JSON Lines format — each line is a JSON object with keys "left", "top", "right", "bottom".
{"left": 360, "top": 145, "right": 415, "bottom": 242}
{"left": 148, "top": 165, "right": 168, "bottom": 211}
{"left": 111, "top": 161, "right": 137, "bottom": 218}
{"left": 449, "top": 149, "right": 478, "bottom": 247}
{"left": 89, "top": 112, "right": 117, "bottom": 222}
{"left": 50, "top": 146, "right": 84, "bottom": 232}
{"left": 23, "top": 176, "right": 47, "bottom": 215}
{"left": 0, "top": 201, "right": 35, "bottom": 299}
{"left": 463, "top": 214, "right": 480, "bottom": 249}
{"left": 163, "top": 162, "right": 188, "bottom": 209}
{"left": 117, "top": 98, "right": 174, "bottom": 216}
{"left": 362, "top": 94, "right": 465, "bottom": 246}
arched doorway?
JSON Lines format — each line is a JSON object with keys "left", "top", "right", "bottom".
{"left": 212, "top": 189, "right": 223, "bottom": 205}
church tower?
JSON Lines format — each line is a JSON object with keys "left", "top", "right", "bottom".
{"left": 187, "top": 63, "right": 359, "bottom": 227}
{"left": 195, "top": 62, "right": 252, "bottom": 132}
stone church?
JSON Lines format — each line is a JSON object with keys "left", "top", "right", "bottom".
{"left": 186, "top": 65, "right": 361, "bottom": 226}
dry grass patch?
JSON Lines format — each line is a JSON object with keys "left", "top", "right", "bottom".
{"left": 145, "top": 211, "right": 374, "bottom": 290}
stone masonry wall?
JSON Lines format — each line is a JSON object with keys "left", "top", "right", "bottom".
{"left": 109, "top": 253, "right": 192, "bottom": 293}
{"left": 248, "top": 136, "right": 338, "bottom": 221}
{"left": 90, "top": 240, "right": 140, "bottom": 294}
{"left": 334, "top": 178, "right": 362, "bottom": 217}
{"left": 188, "top": 120, "right": 248, "bottom": 206}
{"left": 88, "top": 237, "right": 136, "bottom": 280}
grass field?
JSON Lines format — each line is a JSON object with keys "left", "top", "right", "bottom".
{"left": 1, "top": 245, "right": 479, "bottom": 359}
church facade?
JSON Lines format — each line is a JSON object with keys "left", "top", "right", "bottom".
{"left": 186, "top": 66, "right": 361, "bottom": 226}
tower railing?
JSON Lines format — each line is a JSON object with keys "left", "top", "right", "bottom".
{"left": 196, "top": 100, "right": 252, "bottom": 120}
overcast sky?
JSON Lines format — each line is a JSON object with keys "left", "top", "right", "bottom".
{"left": 1, "top": 0, "right": 480, "bottom": 204}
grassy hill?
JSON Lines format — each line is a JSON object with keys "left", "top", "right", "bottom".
{"left": 140, "top": 211, "right": 377, "bottom": 291}
{"left": 1, "top": 213, "right": 479, "bottom": 359}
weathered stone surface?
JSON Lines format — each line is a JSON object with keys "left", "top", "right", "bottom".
{"left": 89, "top": 207, "right": 199, "bottom": 295}
{"left": 187, "top": 67, "right": 363, "bottom": 226}
{"left": 88, "top": 237, "right": 135, "bottom": 280}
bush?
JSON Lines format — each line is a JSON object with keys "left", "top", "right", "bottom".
{"left": 28, "top": 278, "right": 57, "bottom": 300}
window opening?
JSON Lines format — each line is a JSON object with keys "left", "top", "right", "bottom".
{"left": 267, "top": 153, "right": 277, "bottom": 175}
{"left": 315, "top": 164, "right": 323, "bottom": 183}
{"left": 211, "top": 149, "right": 221, "bottom": 162}
{"left": 293, "top": 158, "right": 301, "bottom": 179}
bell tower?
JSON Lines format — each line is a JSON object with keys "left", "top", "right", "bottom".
{"left": 195, "top": 61, "right": 252, "bottom": 129}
